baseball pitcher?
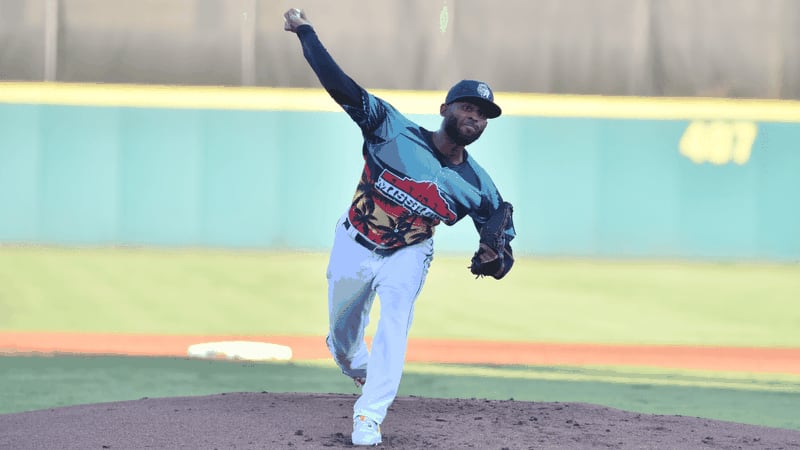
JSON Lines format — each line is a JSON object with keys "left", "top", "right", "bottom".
{"left": 284, "top": 8, "right": 516, "bottom": 446}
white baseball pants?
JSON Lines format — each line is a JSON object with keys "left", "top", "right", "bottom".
{"left": 326, "top": 214, "right": 433, "bottom": 424}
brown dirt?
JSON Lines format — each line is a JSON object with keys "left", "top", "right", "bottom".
{"left": 2, "top": 331, "right": 800, "bottom": 374}
{"left": 1, "top": 392, "right": 799, "bottom": 449}
{"left": 2, "top": 332, "right": 800, "bottom": 449}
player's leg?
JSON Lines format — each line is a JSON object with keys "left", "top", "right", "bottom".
{"left": 326, "top": 218, "right": 378, "bottom": 379}
{"left": 352, "top": 238, "right": 434, "bottom": 424}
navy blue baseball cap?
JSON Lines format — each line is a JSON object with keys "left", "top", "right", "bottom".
{"left": 445, "top": 79, "right": 502, "bottom": 118}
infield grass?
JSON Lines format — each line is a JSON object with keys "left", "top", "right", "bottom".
{"left": 2, "top": 355, "right": 799, "bottom": 431}
{"left": 1, "top": 246, "right": 798, "bottom": 347}
{"left": 3, "top": 247, "right": 800, "bottom": 431}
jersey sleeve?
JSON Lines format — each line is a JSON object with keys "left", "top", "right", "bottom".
{"left": 467, "top": 167, "right": 516, "bottom": 246}
{"left": 296, "top": 25, "right": 390, "bottom": 138}
{"left": 471, "top": 198, "right": 516, "bottom": 246}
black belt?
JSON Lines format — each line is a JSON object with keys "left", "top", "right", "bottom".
{"left": 343, "top": 219, "right": 398, "bottom": 257}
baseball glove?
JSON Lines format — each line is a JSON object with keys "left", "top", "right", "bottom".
{"left": 470, "top": 201, "right": 514, "bottom": 279}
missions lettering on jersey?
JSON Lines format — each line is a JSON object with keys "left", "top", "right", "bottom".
{"left": 375, "top": 169, "right": 457, "bottom": 222}
{"left": 348, "top": 165, "right": 454, "bottom": 248}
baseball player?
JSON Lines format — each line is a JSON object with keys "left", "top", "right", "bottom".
{"left": 284, "top": 8, "right": 516, "bottom": 446}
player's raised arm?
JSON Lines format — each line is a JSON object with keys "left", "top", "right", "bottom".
{"left": 283, "top": 8, "right": 362, "bottom": 109}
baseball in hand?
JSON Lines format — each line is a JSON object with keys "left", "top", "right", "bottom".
{"left": 283, "top": 7, "right": 309, "bottom": 32}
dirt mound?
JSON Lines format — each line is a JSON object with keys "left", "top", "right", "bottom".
{"left": 1, "top": 392, "right": 798, "bottom": 449}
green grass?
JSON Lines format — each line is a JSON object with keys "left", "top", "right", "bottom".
{"left": 3, "top": 248, "right": 799, "bottom": 433}
{"left": 1, "top": 246, "right": 799, "bottom": 346}
{"left": 2, "top": 355, "right": 799, "bottom": 431}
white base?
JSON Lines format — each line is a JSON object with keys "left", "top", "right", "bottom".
{"left": 187, "top": 341, "right": 292, "bottom": 362}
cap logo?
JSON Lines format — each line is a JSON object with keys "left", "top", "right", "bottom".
{"left": 476, "top": 83, "right": 492, "bottom": 99}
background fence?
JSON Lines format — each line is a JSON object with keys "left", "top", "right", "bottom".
{"left": 1, "top": 0, "right": 799, "bottom": 99}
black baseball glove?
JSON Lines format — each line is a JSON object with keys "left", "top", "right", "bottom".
{"left": 470, "top": 202, "right": 515, "bottom": 279}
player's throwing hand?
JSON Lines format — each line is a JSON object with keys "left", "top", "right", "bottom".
{"left": 283, "top": 8, "right": 310, "bottom": 32}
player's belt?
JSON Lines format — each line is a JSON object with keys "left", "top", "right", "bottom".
{"left": 343, "top": 219, "right": 398, "bottom": 257}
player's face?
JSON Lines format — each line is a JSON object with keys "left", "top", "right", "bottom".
{"left": 443, "top": 102, "right": 488, "bottom": 146}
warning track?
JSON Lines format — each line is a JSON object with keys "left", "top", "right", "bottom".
{"left": 2, "top": 331, "right": 799, "bottom": 374}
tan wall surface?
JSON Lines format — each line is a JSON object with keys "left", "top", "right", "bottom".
{"left": 1, "top": 0, "right": 799, "bottom": 98}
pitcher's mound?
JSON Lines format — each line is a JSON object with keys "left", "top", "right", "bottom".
{"left": 1, "top": 392, "right": 798, "bottom": 449}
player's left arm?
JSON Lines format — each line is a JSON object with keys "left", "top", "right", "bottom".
{"left": 472, "top": 196, "right": 516, "bottom": 252}
{"left": 469, "top": 198, "right": 516, "bottom": 279}
{"left": 467, "top": 167, "right": 516, "bottom": 279}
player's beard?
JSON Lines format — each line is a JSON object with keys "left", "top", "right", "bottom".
{"left": 444, "top": 115, "right": 483, "bottom": 146}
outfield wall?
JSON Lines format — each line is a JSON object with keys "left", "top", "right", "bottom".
{"left": 3, "top": 0, "right": 800, "bottom": 99}
{"left": 1, "top": 83, "right": 799, "bottom": 261}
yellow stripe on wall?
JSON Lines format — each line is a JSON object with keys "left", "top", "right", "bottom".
{"left": 2, "top": 81, "right": 800, "bottom": 122}
{"left": 499, "top": 93, "right": 800, "bottom": 122}
{"left": 0, "top": 82, "right": 342, "bottom": 113}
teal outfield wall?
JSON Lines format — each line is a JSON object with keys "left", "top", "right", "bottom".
{"left": 1, "top": 103, "right": 798, "bottom": 261}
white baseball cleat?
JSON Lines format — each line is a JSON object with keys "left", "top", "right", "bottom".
{"left": 352, "top": 415, "right": 382, "bottom": 446}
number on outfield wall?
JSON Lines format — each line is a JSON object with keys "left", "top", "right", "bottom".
{"left": 679, "top": 121, "right": 758, "bottom": 165}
